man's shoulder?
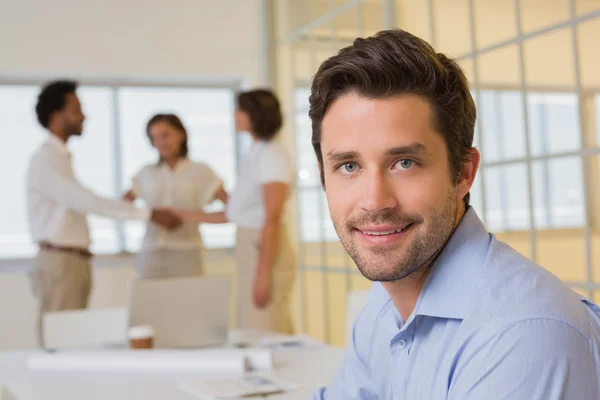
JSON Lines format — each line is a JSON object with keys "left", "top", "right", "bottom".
{"left": 28, "top": 142, "right": 53, "bottom": 170}
{"left": 469, "top": 237, "right": 595, "bottom": 338}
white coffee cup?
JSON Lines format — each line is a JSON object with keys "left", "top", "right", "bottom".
{"left": 128, "top": 325, "right": 155, "bottom": 349}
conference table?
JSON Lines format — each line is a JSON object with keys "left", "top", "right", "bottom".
{"left": 0, "top": 333, "right": 345, "bottom": 400}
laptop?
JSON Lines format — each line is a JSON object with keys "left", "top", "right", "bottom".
{"left": 128, "top": 275, "right": 232, "bottom": 349}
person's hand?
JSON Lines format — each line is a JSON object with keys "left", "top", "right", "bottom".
{"left": 150, "top": 208, "right": 182, "bottom": 230}
{"left": 122, "top": 190, "right": 135, "bottom": 203}
{"left": 253, "top": 269, "right": 272, "bottom": 309}
{"left": 168, "top": 208, "right": 197, "bottom": 222}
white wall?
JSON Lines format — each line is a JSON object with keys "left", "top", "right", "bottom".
{"left": 0, "top": 0, "right": 267, "bottom": 85}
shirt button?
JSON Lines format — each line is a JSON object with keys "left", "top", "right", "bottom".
{"left": 398, "top": 339, "right": 407, "bottom": 349}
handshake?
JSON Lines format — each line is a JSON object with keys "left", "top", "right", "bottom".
{"left": 149, "top": 208, "right": 185, "bottom": 230}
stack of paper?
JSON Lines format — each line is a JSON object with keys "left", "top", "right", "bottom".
{"left": 178, "top": 374, "right": 298, "bottom": 399}
{"left": 27, "top": 348, "right": 272, "bottom": 375}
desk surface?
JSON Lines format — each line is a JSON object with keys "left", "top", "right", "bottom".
{"left": 0, "top": 346, "right": 345, "bottom": 400}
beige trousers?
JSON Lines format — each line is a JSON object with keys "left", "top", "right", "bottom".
{"left": 235, "top": 226, "right": 296, "bottom": 334}
{"left": 135, "top": 248, "right": 204, "bottom": 279}
{"left": 29, "top": 249, "right": 92, "bottom": 347}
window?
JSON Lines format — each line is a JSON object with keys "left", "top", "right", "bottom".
{"left": 0, "top": 86, "right": 45, "bottom": 257}
{"left": 476, "top": 90, "right": 584, "bottom": 231}
{"left": 70, "top": 87, "right": 120, "bottom": 254}
{"left": 294, "top": 88, "right": 337, "bottom": 242}
{"left": 0, "top": 83, "right": 237, "bottom": 259}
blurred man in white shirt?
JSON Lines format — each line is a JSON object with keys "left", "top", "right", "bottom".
{"left": 27, "top": 80, "right": 181, "bottom": 346}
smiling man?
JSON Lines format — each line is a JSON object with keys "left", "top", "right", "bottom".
{"left": 310, "top": 30, "right": 600, "bottom": 399}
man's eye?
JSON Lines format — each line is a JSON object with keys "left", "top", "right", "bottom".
{"left": 395, "top": 159, "right": 414, "bottom": 170}
{"left": 338, "top": 162, "right": 358, "bottom": 175}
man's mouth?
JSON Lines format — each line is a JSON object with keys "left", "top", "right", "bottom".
{"left": 357, "top": 223, "right": 413, "bottom": 234}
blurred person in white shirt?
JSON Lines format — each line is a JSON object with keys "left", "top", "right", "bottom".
{"left": 122, "top": 114, "right": 228, "bottom": 279}
{"left": 27, "top": 80, "right": 181, "bottom": 347}
{"left": 173, "top": 89, "right": 297, "bottom": 334}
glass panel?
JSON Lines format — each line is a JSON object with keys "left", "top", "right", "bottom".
{"left": 577, "top": 18, "right": 600, "bottom": 91}
{"left": 484, "top": 163, "right": 531, "bottom": 232}
{"left": 294, "top": 87, "right": 311, "bottom": 111}
{"left": 576, "top": 0, "right": 600, "bottom": 15}
{"left": 289, "top": 0, "right": 322, "bottom": 32}
{"left": 395, "top": 0, "right": 432, "bottom": 43}
{"left": 477, "top": 45, "right": 520, "bottom": 88}
{"left": 473, "top": 0, "right": 517, "bottom": 49}
{"left": 303, "top": 270, "right": 326, "bottom": 342}
{"left": 70, "top": 87, "right": 119, "bottom": 254}
{"left": 520, "top": 0, "right": 569, "bottom": 34}
{"left": 350, "top": 272, "right": 373, "bottom": 291}
{"left": 469, "top": 172, "right": 484, "bottom": 218}
{"left": 532, "top": 156, "right": 584, "bottom": 229}
{"left": 295, "top": 110, "right": 320, "bottom": 188}
{"left": 458, "top": 58, "right": 475, "bottom": 86}
{"left": 495, "top": 231, "right": 531, "bottom": 259}
{"left": 320, "top": 189, "right": 337, "bottom": 242}
{"left": 537, "top": 231, "right": 586, "bottom": 283}
{"left": 0, "top": 85, "right": 46, "bottom": 257}
{"left": 479, "top": 90, "right": 526, "bottom": 163}
{"left": 590, "top": 155, "right": 600, "bottom": 285}
{"left": 596, "top": 94, "right": 600, "bottom": 147}
{"left": 118, "top": 87, "right": 236, "bottom": 250}
{"left": 326, "top": 271, "right": 348, "bottom": 347}
{"left": 299, "top": 187, "right": 325, "bottom": 243}
{"left": 323, "top": 242, "right": 348, "bottom": 269}
{"left": 433, "top": 0, "right": 471, "bottom": 57}
{"left": 293, "top": 43, "right": 313, "bottom": 83}
{"left": 528, "top": 92, "right": 580, "bottom": 156}
{"left": 362, "top": 0, "right": 383, "bottom": 38}
{"left": 524, "top": 28, "right": 575, "bottom": 87}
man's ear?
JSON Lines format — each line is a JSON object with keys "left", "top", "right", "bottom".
{"left": 456, "top": 148, "right": 480, "bottom": 200}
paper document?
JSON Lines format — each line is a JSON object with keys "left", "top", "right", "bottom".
{"left": 257, "top": 334, "right": 323, "bottom": 349}
{"left": 178, "top": 374, "right": 298, "bottom": 399}
{"left": 27, "top": 348, "right": 272, "bottom": 375}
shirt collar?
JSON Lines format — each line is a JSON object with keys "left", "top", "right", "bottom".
{"left": 375, "top": 208, "right": 492, "bottom": 330}
{"left": 159, "top": 157, "right": 190, "bottom": 172}
{"left": 46, "top": 134, "right": 70, "bottom": 157}
{"left": 413, "top": 207, "right": 491, "bottom": 320}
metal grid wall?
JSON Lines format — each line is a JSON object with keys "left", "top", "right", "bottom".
{"left": 280, "top": 0, "right": 600, "bottom": 344}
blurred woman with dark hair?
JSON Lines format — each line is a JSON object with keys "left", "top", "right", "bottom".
{"left": 123, "top": 114, "right": 228, "bottom": 279}
{"left": 175, "top": 90, "right": 296, "bottom": 334}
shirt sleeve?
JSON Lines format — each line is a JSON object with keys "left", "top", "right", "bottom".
{"left": 448, "top": 318, "right": 598, "bottom": 400}
{"left": 258, "top": 145, "right": 291, "bottom": 185}
{"left": 131, "top": 167, "right": 146, "bottom": 199}
{"left": 313, "top": 312, "right": 380, "bottom": 399}
{"left": 196, "top": 164, "right": 223, "bottom": 207}
{"left": 30, "top": 153, "right": 150, "bottom": 221}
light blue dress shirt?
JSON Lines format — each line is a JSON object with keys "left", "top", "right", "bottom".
{"left": 314, "top": 208, "right": 600, "bottom": 399}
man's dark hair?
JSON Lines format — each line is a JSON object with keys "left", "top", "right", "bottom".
{"left": 237, "top": 89, "right": 283, "bottom": 141}
{"left": 309, "top": 29, "right": 476, "bottom": 205}
{"left": 146, "top": 113, "right": 189, "bottom": 161}
{"left": 36, "top": 80, "right": 78, "bottom": 128}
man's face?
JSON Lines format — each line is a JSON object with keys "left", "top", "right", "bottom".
{"left": 60, "top": 92, "right": 85, "bottom": 136}
{"left": 320, "top": 93, "right": 476, "bottom": 282}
